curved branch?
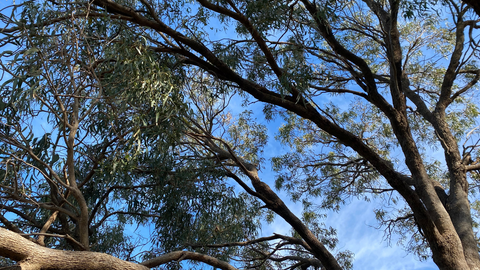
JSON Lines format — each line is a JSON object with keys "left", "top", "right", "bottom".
{"left": 300, "top": 0, "right": 394, "bottom": 115}
{"left": 450, "top": 69, "right": 480, "bottom": 102}
{"left": 466, "top": 163, "right": 480, "bottom": 171}
{"left": 436, "top": 19, "right": 467, "bottom": 111}
{"left": 196, "top": 0, "right": 302, "bottom": 97}
{"left": 140, "top": 250, "right": 238, "bottom": 270}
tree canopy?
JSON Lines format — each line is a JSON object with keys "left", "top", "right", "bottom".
{"left": 0, "top": 0, "right": 479, "bottom": 269}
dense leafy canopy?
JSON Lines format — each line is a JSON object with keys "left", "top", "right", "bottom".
{"left": 0, "top": 0, "right": 479, "bottom": 269}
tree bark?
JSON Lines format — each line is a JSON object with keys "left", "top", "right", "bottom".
{"left": 0, "top": 228, "right": 240, "bottom": 270}
{"left": 141, "top": 251, "right": 239, "bottom": 270}
{"left": 0, "top": 227, "right": 148, "bottom": 270}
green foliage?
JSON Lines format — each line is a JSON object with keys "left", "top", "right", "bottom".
{"left": 227, "top": 110, "right": 268, "bottom": 165}
{"left": 0, "top": 0, "right": 262, "bottom": 265}
{"left": 401, "top": 0, "right": 439, "bottom": 19}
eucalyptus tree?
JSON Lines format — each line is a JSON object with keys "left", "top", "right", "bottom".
{"left": 0, "top": 2, "right": 261, "bottom": 269}
{"left": 0, "top": 0, "right": 479, "bottom": 270}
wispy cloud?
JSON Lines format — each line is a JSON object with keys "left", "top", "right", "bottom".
{"left": 325, "top": 199, "right": 437, "bottom": 270}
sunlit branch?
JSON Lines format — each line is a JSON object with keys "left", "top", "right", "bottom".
{"left": 140, "top": 250, "right": 238, "bottom": 270}
{"left": 37, "top": 211, "right": 59, "bottom": 247}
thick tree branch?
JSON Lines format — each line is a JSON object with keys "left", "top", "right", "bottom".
{"left": 0, "top": 227, "right": 147, "bottom": 270}
{"left": 436, "top": 19, "right": 466, "bottom": 111}
{"left": 140, "top": 251, "right": 238, "bottom": 270}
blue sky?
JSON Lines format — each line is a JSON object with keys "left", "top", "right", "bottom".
{"left": 256, "top": 140, "right": 438, "bottom": 269}
{"left": 222, "top": 96, "right": 439, "bottom": 269}
{"left": 263, "top": 200, "right": 437, "bottom": 270}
